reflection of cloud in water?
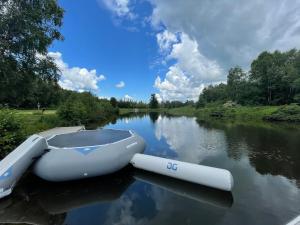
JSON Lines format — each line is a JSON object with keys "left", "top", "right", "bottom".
{"left": 104, "top": 195, "right": 149, "bottom": 225}
{"left": 154, "top": 116, "right": 227, "bottom": 163}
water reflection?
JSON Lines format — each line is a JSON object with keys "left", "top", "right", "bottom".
{"left": 134, "top": 170, "right": 233, "bottom": 209}
{"left": 0, "top": 166, "right": 234, "bottom": 225}
{"left": 149, "top": 112, "right": 159, "bottom": 124}
{"left": 1, "top": 114, "right": 300, "bottom": 225}
{"left": 197, "top": 120, "right": 300, "bottom": 183}
{"left": 0, "top": 168, "right": 134, "bottom": 225}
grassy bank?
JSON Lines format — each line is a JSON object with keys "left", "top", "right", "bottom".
{"left": 0, "top": 107, "right": 117, "bottom": 158}
{"left": 195, "top": 105, "right": 279, "bottom": 121}
{"left": 119, "top": 104, "right": 300, "bottom": 123}
{"left": 14, "top": 110, "right": 60, "bottom": 136}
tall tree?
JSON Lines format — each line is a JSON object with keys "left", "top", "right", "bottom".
{"left": 110, "top": 97, "right": 118, "bottom": 108}
{"left": 0, "top": 0, "right": 64, "bottom": 107}
{"left": 149, "top": 94, "right": 159, "bottom": 109}
{"left": 227, "top": 66, "right": 247, "bottom": 102}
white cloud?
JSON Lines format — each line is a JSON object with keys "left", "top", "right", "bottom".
{"left": 102, "top": 0, "right": 134, "bottom": 19}
{"left": 48, "top": 52, "right": 105, "bottom": 92}
{"left": 98, "top": 96, "right": 110, "bottom": 100}
{"left": 156, "top": 30, "right": 178, "bottom": 53}
{"left": 154, "top": 32, "right": 222, "bottom": 101}
{"left": 150, "top": 0, "right": 300, "bottom": 101}
{"left": 150, "top": 0, "right": 300, "bottom": 69}
{"left": 124, "top": 94, "right": 133, "bottom": 101}
{"left": 116, "top": 81, "right": 125, "bottom": 88}
{"left": 155, "top": 93, "right": 162, "bottom": 103}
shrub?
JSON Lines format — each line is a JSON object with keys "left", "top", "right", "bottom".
{"left": 0, "top": 109, "right": 24, "bottom": 158}
{"left": 210, "top": 107, "right": 226, "bottom": 117}
{"left": 57, "top": 98, "right": 87, "bottom": 125}
{"left": 264, "top": 104, "right": 300, "bottom": 122}
{"left": 57, "top": 92, "right": 118, "bottom": 125}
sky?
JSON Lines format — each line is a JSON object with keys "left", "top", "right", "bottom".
{"left": 49, "top": 0, "right": 300, "bottom": 102}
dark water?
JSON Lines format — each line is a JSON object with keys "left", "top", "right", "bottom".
{"left": 1, "top": 114, "right": 300, "bottom": 225}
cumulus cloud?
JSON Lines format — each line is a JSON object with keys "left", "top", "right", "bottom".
{"left": 124, "top": 94, "right": 133, "bottom": 101}
{"left": 48, "top": 52, "right": 105, "bottom": 92}
{"left": 156, "top": 30, "right": 178, "bottom": 53}
{"left": 116, "top": 81, "right": 125, "bottom": 88}
{"left": 149, "top": 0, "right": 300, "bottom": 101}
{"left": 150, "top": 0, "right": 300, "bottom": 69}
{"left": 102, "top": 0, "right": 134, "bottom": 18}
{"left": 154, "top": 32, "right": 222, "bottom": 101}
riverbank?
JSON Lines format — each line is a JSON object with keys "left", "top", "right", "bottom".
{"left": 120, "top": 104, "right": 300, "bottom": 123}
{"left": 0, "top": 108, "right": 116, "bottom": 158}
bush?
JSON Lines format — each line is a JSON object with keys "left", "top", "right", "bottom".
{"left": 57, "top": 98, "right": 87, "bottom": 125}
{"left": 210, "top": 107, "right": 226, "bottom": 117}
{"left": 57, "top": 92, "right": 118, "bottom": 125}
{"left": 264, "top": 104, "right": 300, "bottom": 122}
{"left": 0, "top": 109, "right": 24, "bottom": 158}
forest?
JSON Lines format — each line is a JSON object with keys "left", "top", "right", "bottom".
{"left": 197, "top": 49, "right": 300, "bottom": 107}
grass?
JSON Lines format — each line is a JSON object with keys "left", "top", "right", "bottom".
{"left": 195, "top": 105, "right": 280, "bottom": 122}
{"left": 13, "top": 105, "right": 300, "bottom": 137}
{"left": 15, "top": 109, "right": 56, "bottom": 115}
{"left": 14, "top": 110, "right": 60, "bottom": 137}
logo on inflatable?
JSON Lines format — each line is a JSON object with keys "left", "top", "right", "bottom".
{"left": 167, "top": 162, "right": 178, "bottom": 171}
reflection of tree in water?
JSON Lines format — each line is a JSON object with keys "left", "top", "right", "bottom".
{"left": 197, "top": 120, "right": 300, "bottom": 183}
{"left": 149, "top": 112, "right": 159, "bottom": 124}
{"left": 118, "top": 112, "right": 148, "bottom": 120}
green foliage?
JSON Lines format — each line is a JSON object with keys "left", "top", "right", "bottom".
{"left": 162, "top": 100, "right": 195, "bottom": 108}
{"left": 197, "top": 49, "right": 300, "bottom": 107}
{"left": 197, "top": 83, "right": 228, "bottom": 107}
{"left": 264, "top": 105, "right": 300, "bottom": 122}
{"left": 250, "top": 50, "right": 300, "bottom": 105}
{"left": 149, "top": 94, "right": 159, "bottom": 109}
{"left": 195, "top": 105, "right": 279, "bottom": 122}
{"left": 0, "top": 0, "right": 64, "bottom": 108}
{"left": 57, "top": 92, "right": 118, "bottom": 125}
{"left": 117, "top": 99, "right": 148, "bottom": 108}
{"left": 110, "top": 97, "right": 118, "bottom": 108}
{"left": 0, "top": 108, "right": 23, "bottom": 157}
{"left": 57, "top": 99, "right": 87, "bottom": 125}
{"left": 210, "top": 107, "right": 226, "bottom": 117}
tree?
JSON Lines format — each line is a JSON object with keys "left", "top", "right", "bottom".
{"left": 197, "top": 83, "right": 228, "bottom": 106}
{"left": 110, "top": 97, "right": 118, "bottom": 108}
{"left": 149, "top": 94, "right": 159, "bottom": 109}
{"left": 250, "top": 49, "right": 300, "bottom": 105}
{"left": 227, "top": 66, "right": 247, "bottom": 102}
{"left": 0, "top": 0, "right": 64, "bottom": 107}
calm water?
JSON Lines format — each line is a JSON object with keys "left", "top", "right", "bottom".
{"left": 1, "top": 114, "right": 300, "bottom": 225}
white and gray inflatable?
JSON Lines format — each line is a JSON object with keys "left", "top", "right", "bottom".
{"left": 0, "top": 126, "right": 234, "bottom": 199}
{"left": 34, "top": 129, "right": 146, "bottom": 181}
{"left": 0, "top": 128, "right": 145, "bottom": 198}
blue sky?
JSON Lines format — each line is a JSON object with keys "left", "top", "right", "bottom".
{"left": 49, "top": 0, "right": 300, "bottom": 102}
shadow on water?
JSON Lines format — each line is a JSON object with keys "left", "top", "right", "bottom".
{"left": 0, "top": 166, "right": 233, "bottom": 225}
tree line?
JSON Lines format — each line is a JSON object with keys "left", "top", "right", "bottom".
{"left": 197, "top": 49, "right": 300, "bottom": 107}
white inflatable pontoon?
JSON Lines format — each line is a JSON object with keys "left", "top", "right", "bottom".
{"left": 0, "top": 126, "right": 234, "bottom": 199}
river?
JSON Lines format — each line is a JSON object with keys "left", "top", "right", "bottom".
{"left": 1, "top": 113, "right": 300, "bottom": 225}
